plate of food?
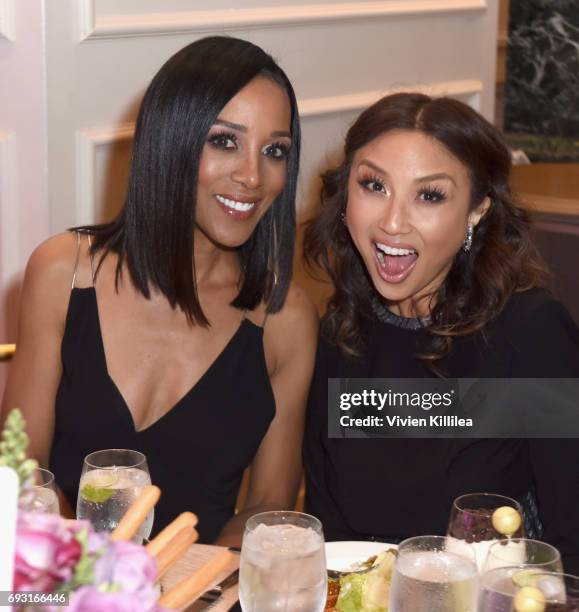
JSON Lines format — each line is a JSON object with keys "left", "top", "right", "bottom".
{"left": 324, "top": 541, "right": 398, "bottom": 612}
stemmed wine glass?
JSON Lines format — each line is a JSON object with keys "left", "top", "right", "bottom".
{"left": 446, "top": 493, "right": 525, "bottom": 572}
{"left": 76, "top": 449, "right": 153, "bottom": 543}
{"left": 389, "top": 535, "right": 478, "bottom": 612}
{"left": 239, "top": 511, "right": 327, "bottom": 612}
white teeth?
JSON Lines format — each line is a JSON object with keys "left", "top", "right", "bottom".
{"left": 215, "top": 195, "right": 256, "bottom": 212}
{"left": 375, "top": 243, "right": 416, "bottom": 256}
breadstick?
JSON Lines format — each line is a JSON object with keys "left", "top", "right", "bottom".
{"left": 111, "top": 485, "right": 160, "bottom": 542}
{"left": 146, "top": 511, "right": 198, "bottom": 558}
{"left": 154, "top": 525, "right": 198, "bottom": 579}
{"left": 159, "top": 549, "right": 235, "bottom": 610}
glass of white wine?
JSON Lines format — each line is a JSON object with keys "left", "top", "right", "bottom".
{"left": 77, "top": 449, "right": 153, "bottom": 542}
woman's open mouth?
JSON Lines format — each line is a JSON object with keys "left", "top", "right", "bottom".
{"left": 215, "top": 194, "right": 259, "bottom": 219}
{"left": 374, "top": 242, "right": 418, "bottom": 284}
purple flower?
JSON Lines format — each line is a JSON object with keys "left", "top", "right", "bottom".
{"left": 13, "top": 512, "right": 162, "bottom": 610}
{"left": 14, "top": 512, "right": 82, "bottom": 592}
{"left": 109, "top": 540, "right": 157, "bottom": 592}
{"left": 67, "top": 587, "right": 164, "bottom": 612}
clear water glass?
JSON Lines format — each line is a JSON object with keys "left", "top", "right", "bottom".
{"left": 239, "top": 510, "right": 327, "bottom": 612}
{"left": 483, "top": 538, "right": 563, "bottom": 573}
{"left": 446, "top": 493, "right": 525, "bottom": 572}
{"left": 20, "top": 467, "right": 60, "bottom": 514}
{"left": 479, "top": 568, "right": 578, "bottom": 611}
{"left": 389, "top": 535, "right": 478, "bottom": 612}
{"left": 76, "top": 448, "right": 153, "bottom": 542}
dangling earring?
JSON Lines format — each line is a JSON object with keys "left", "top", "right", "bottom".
{"left": 462, "top": 223, "right": 474, "bottom": 252}
{"left": 340, "top": 212, "right": 347, "bottom": 226}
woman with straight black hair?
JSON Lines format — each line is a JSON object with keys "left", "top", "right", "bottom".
{"left": 3, "top": 36, "right": 317, "bottom": 546}
{"left": 303, "top": 93, "right": 579, "bottom": 572}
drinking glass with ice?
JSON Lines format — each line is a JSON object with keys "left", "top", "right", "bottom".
{"left": 76, "top": 449, "right": 153, "bottom": 543}
{"left": 19, "top": 467, "right": 60, "bottom": 514}
{"left": 483, "top": 539, "right": 563, "bottom": 574}
{"left": 239, "top": 510, "right": 327, "bottom": 612}
{"left": 479, "top": 568, "right": 579, "bottom": 611}
{"left": 389, "top": 535, "right": 479, "bottom": 612}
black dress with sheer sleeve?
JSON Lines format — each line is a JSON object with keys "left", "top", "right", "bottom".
{"left": 49, "top": 286, "right": 275, "bottom": 542}
{"left": 304, "top": 288, "right": 579, "bottom": 573}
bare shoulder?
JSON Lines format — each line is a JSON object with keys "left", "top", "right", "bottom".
{"left": 22, "top": 232, "right": 81, "bottom": 319}
{"left": 269, "top": 282, "right": 318, "bottom": 331}
{"left": 26, "top": 232, "right": 79, "bottom": 283}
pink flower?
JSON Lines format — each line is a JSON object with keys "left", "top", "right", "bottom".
{"left": 14, "top": 512, "right": 82, "bottom": 592}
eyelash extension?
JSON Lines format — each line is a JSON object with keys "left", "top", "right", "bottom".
{"left": 207, "top": 131, "right": 238, "bottom": 148}
{"left": 418, "top": 184, "right": 447, "bottom": 203}
{"left": 359, "top": 175, "right": 386, "bottom": 193}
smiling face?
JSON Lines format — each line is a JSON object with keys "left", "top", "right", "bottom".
{"left": 346, "top": 129, "right": 489, "bottom": 317}
{"left": 195, "top": 75, "right": 292, "bottom": 249}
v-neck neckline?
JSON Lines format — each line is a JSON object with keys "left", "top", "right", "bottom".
{"left": 81, "top": 287, "right": 254, "bottom": 434}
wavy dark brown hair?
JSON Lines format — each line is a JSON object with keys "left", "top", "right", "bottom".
{"left": 304, "top": 93, "right": 547, "bottom": 369}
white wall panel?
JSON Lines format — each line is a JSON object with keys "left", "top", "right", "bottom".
{"left": 75, "top": 125, "right": 133, "bottom": 226}
{"left": 0, "top": 0, "right": 47, "bottom": 369}
{"left": 0, "top": 0, "right": 15, "bottom": 41}
{"left": 80, "top": 0, "right": 486, "bottom": 41}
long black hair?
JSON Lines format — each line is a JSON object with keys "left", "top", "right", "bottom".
{"left": 80, "top": 36, "right": 300, "bottom": 325}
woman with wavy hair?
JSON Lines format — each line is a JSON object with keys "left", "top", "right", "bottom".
{"left": 303, "top": 93, "right": 579, "bottom": 570}
{"left": 2, "top": 36, "right": 317, "bottom": 546}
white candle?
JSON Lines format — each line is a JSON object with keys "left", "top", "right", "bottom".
{"left": 0, "top": 466, "right": 18, "bottom": 592}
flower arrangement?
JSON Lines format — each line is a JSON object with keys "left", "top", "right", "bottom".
{"left": 14, "top": 511, "right": 162, "bottom": 612}
{"left": 1, "top": 409, "right": 233, "bottom": 611}
{"left": 1, "top": 410, "right": 164, "bottom": 611}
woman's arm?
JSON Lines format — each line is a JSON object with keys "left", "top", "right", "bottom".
{"left": 214, "top": 284, "right": 318, "bottom": 547}
{"left": 1, "top": 233, "right": 78, "bottom": 515}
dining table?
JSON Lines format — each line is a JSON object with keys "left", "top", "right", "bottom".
{"left": 162, "top": 543, "right": 241, "bottom": 611}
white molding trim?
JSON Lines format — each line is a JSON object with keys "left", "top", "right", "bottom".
{"left": 75, "top": 78, "right": 481, "bottom": 222}
{"left": 78, "top": 0, "right": 487, "bottom": 41}
{"left": 0, "top": 0, "right": 15, "bottom": 42}
{"left": 0, "top": 133, "right": 19, "bottom": 289}
{"left": 300, "top": 79, "right": 483, "bottom": 116}
{"left": 75, "top": 124, "right": 134, "bottom": 225}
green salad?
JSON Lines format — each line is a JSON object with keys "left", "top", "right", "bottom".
{"left": 335, "top": 549, "right": 397, "bottom": 612}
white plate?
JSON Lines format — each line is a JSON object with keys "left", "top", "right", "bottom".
{"left": 325, "top": 540, "right": 398, "bottom": 571}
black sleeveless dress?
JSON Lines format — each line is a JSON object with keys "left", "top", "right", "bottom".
{"left": 49, "top": 287, "right": 276, "bottom": 542}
